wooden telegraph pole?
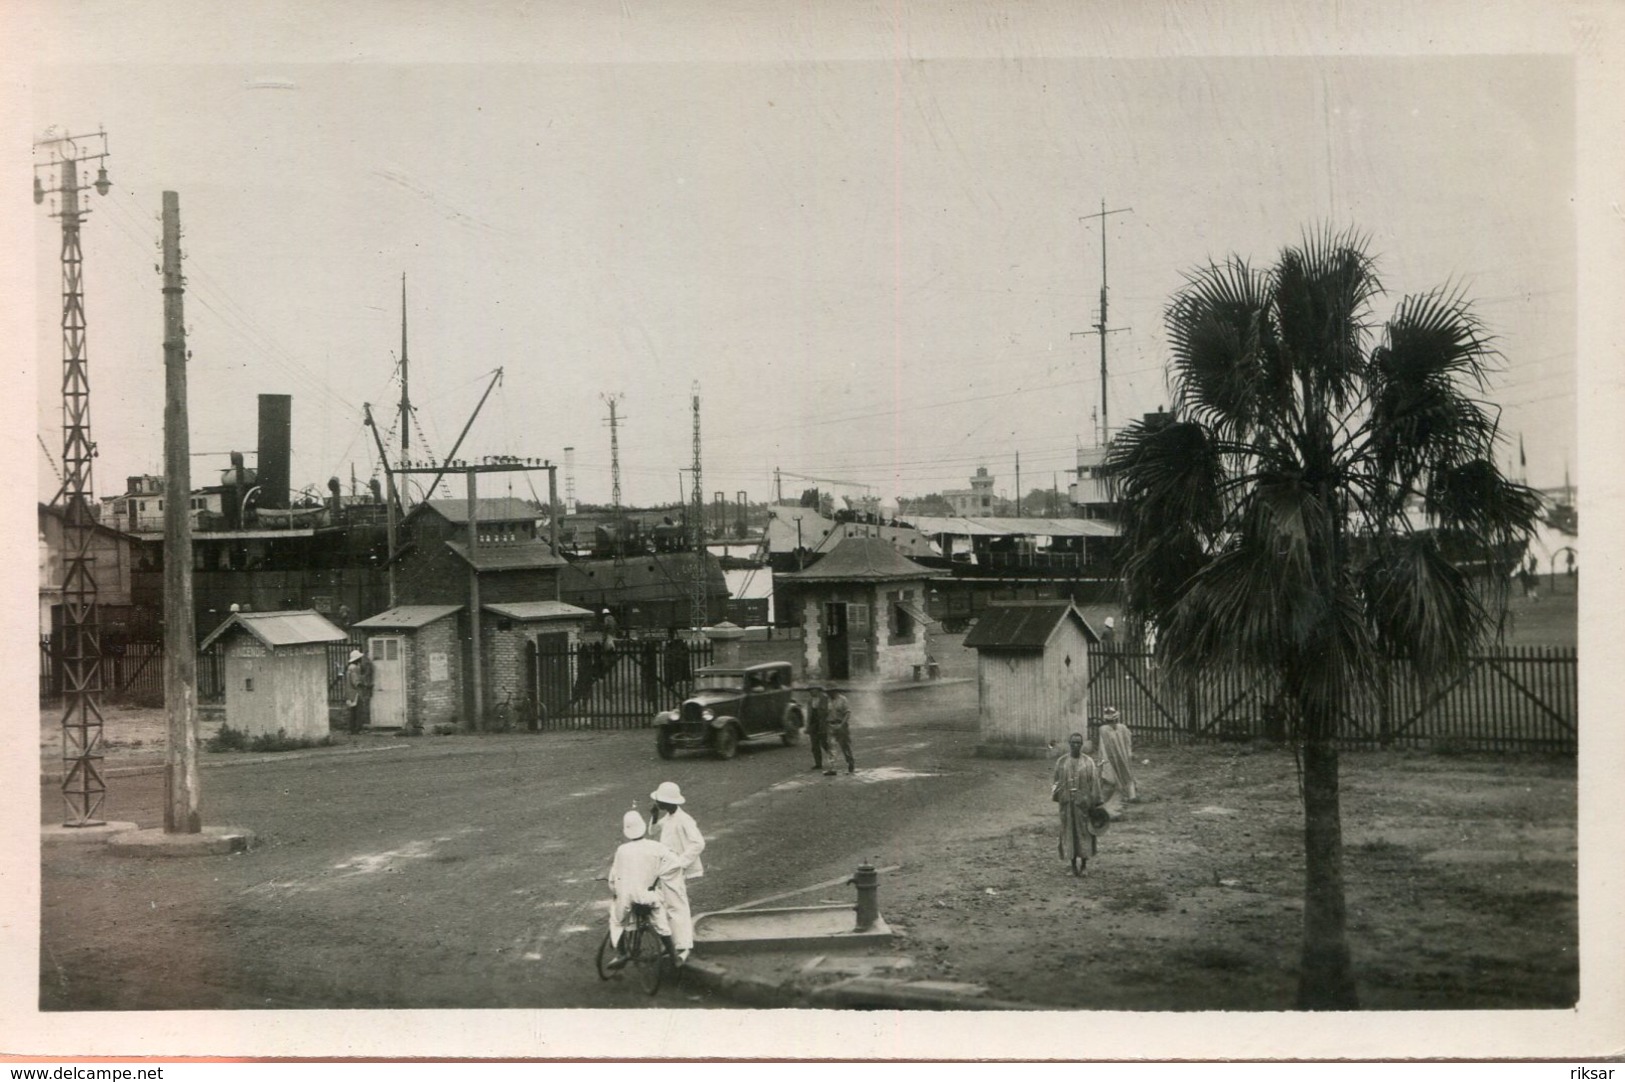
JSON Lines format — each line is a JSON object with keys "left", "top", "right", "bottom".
{"left": 161, "top": 191, "right": 201, "bottom": 833}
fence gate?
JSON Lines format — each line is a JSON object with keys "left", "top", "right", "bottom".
{"left": 532, "top": 639, "right": 713, "bottom": 730}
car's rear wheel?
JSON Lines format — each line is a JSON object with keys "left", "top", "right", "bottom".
{"left": 712, "top": 724, "right": 740, "bottom": 760}
{"left": 780, "top": 704, "right": 805, "bottom": 746}
{"left": 656, "top": 727, "right": 676, "bottom": 760}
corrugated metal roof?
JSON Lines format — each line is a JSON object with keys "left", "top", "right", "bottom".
{"left": 908, "top": 516, "right": 1120, "bottom": 538}
{"left": 420, "top": 498, "right": 541, "bottom": 525}
{"left": 763, "top": 509, "right": 936, "bottom": 556}
{"left": 962, "top": 602, "right": 1099, "bottom": 650}
{"left": 482, "top": 600, "right": 595, "bottom": 621}
{"left": 445, "top": 540, "right": 567, "bottom": 570}
{"left": 198, "top": 609, "right": 349, "bottom": 651}
{"left": 780, "top": 536, "right": 945, "bottom": 582}
{"left": 352, "top": 605, "right": 463, "bottom": 629}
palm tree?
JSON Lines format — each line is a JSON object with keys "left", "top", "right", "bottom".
{"left": 1104, "top": 228, "right": 1540, "bottom": 1008}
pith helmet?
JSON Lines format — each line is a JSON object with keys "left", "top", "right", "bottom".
{"left": 650, "top": 781, "right": 686, "bottom": 805}
{"left": 621, "top": 810, "right": 647, "bottom": 839}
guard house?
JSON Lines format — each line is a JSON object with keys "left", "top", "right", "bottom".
{"left": 350, "top": 605, "right": 464, "bottom": 732}
{"left": 777, "top": 536, "right": 943, "bottom": 682}
{"left": 199, "top": 610, "right": 350, "bottom": 741}
{"left": 480, "top": 600, "right": 595, "bottom": 721}
{"left": 963, "top": 601, "right": 1100, "bottom": 757}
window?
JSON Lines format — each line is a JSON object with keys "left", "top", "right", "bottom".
{"left": 846, "top": 602, "right": 870, "bottom": 633}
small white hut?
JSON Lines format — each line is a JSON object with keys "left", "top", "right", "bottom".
{"left": 199, "top": 610, "right": 350, "bottom": 741}
{"left": 963, "top": 601, "right": 1100, "bottom": 757}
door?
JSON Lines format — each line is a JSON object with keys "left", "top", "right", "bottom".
{"left": 369, "top": 635, "right": 406, "bottom": 728}
{"left": 824, "top": 602, "right": 850, "bottom": 680}
{"left": 534, "top": 632, "right": 572, "bottom": 717}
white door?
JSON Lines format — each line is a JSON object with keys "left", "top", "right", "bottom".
{"left": 369, "top": 635, "right": 406, "bottom": 728}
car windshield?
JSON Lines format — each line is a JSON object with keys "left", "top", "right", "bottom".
{"left": 692, "top": 672, "right": 745, "bottom": 693}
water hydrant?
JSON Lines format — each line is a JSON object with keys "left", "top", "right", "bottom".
{"left": 850, "top": 862, "right": 880, "bottom": 931}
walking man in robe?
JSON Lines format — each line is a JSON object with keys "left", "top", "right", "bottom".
{"left": 604, "top": 809, "right": 681, "bottom": 969}
{"left": 649, "top": 781, "right": 706, "bottom": 965}
{"left": 1096, "top": 705, "right": 1138, "bottom": 815}
{"left": 1052, "top": 731, "right": 1103, "bottom": 876}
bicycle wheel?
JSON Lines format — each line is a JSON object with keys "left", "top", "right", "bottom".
{"left": 630, "top": 921, "right": 666, "bottom": 996}
{"left": 595, "top": 930, "right": 616, "bottom": 981}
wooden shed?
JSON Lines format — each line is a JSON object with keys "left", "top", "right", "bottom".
{"left": 963, "top": 601, "right": 1100, "bottom": 757}
{"left": 199, "top": 610, "right": 350, "bottom": 741}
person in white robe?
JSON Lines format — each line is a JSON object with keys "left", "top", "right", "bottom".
{"left": 605, "top": 809, "right": 681, "bottom": 967}
{"left": 1096, "top": 706, "right": 1138, "bottom": 815}
{"left": 650, "top": 780, "right": 706, "bottom": 963}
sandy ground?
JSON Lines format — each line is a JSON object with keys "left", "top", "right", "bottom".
{"left": 869, "top": 740, "right": 1577, "bottom": 1009}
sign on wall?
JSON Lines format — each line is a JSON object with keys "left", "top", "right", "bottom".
{"left": 429, "top": 652, "right": 448, "bottom": 682}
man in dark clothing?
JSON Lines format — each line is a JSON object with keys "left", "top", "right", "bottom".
{"left": 805, "top": 686, "right": 831, "bottom": 772}
{"left": 825, "top": 687, "right": 856, "bottom": 775}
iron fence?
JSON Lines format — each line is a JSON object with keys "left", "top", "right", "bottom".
{"left": 1086, "top": 645, "right": 1577, "bottom": 753}
{"left": 527, "top": 638, "right": 715, "bottom": 730}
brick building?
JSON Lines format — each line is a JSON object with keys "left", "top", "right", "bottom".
{"left": 351, "top": 605, "right": 464, "bottom": 732}
{"left": 394, "top": 498, "right": 565, "bottom": 606}
{"left": 480, "top": 600, "right": 594, "bottom": 721}
{"left": 777, "top": 536, "right": 944, "bottom": 683}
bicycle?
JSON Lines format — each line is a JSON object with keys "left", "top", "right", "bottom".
{"left": 595, "top": 900, "right": 671, "bottom": 995}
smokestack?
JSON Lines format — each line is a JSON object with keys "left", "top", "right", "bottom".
{"left": 369, "top": 477, "right": 383, "bottom": 503}
{"left": 328, "top": 476, "right": 342, "bottom": 522}
{"left": 257, "top": 394, "right": 292, "bottom": 511}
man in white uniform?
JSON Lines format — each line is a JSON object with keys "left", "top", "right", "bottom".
{"left": 605, "top": 809, "right": 681, "bottom": 968}
{"left": 649, "top": 781, "right": 706, "bottom": 964}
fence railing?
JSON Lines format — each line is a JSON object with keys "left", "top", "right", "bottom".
{"left": 42, "top": 637, "right": 360, "bottom": 709}
{"left": 527, "top": 639, "right": 715, "bottom": 730}
{"left": 1086, "top": 645, "right": 1577, "bottom": 753}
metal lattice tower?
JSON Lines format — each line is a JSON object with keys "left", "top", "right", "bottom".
{"left": 1070, "top": 200, "right": 1132, "bottom": 446}
{"left": 34, "top": 129, "right": 112, "bottom": 826}
{"left": 601, "top": 394, "right": 626, "bottom": 601}
{"left": 689, "top": 383, "right": 706, "bottom": 630}
{"left": 564, "top": 445, "right": 577, "bottom": 513}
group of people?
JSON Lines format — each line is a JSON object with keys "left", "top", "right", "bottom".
{"left": 804, "top": 685, "right": 856, "bottom": 776}
{"left": 605, "top": 781, "right": 707, "bottom": 969}
{"left": 1051, "top": 706, "right": 1137, "bottom": 877}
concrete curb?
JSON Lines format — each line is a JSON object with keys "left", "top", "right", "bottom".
{"left": 39, "top": 742, "right": 416, "bottom": 786}
{"left": 106, "top": 825, "right": 255, "bottom": 857}
{"left": 680, "top": 958, "right": 1034, "bottom": 1011}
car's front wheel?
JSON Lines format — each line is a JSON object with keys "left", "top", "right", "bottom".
{"left": 712, "top": 724, "right": 740, "bottom": 760}
{"left": 656, "top": 727, "right": 676, "bottom": 760}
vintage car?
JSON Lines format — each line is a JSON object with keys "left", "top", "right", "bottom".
{"left": 654, "top": 661, "right": 805, "bottom": 760}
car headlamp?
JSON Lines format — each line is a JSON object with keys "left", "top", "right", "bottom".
{"left": 701, "top": 707, "right": 715, "bottom": 722}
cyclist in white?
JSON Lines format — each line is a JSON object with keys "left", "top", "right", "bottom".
{"left": 606, "top": 809, "right": 681, "bottom": 969}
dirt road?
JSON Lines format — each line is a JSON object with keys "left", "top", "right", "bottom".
{"left": 39, "top": 682, "right": 1576, "bottom": 1011}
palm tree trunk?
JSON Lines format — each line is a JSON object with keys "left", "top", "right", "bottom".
{"left": 1297, "top": 733, "right": 1358, "bottom": 1008}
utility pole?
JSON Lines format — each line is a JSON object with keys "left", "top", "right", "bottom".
{"left": 1015, "top": 451, "right": 1021, "bottom": 517}
{"left": 160, "top": 191, "right": 201, "bottom": 834}
{"left": 399, "top": 274, "right": 411, "bottom": 476}
{"left": 393, "top": 458, "right": 552, "bottom": 729}
{"left": 689, "top": 383, "right": 707, "bottom": 630}
{"left": 1070, "top": 200, "right": 1132, "bottom": 446}
{"left": 564, "top": 445, "right": 577, "bottom": 514}
{"left": 35, "top": 128, "right": 112, "bottom": 827}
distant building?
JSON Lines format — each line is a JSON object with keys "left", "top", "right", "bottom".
{"left": 943, "top": 466, "right": 997, "bottom": 517}
{"left": 1067, "top": 446, "right": 1115, "bottom": 520}
{"left": 395, "top": 497, "right": 563, "bottom": 607}
{"left": 38, "top": 502, "right": 142, "bottom": 636}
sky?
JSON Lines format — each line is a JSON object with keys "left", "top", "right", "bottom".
{"left": 11, "top": 2, "right": 1589, "bottom": 513}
